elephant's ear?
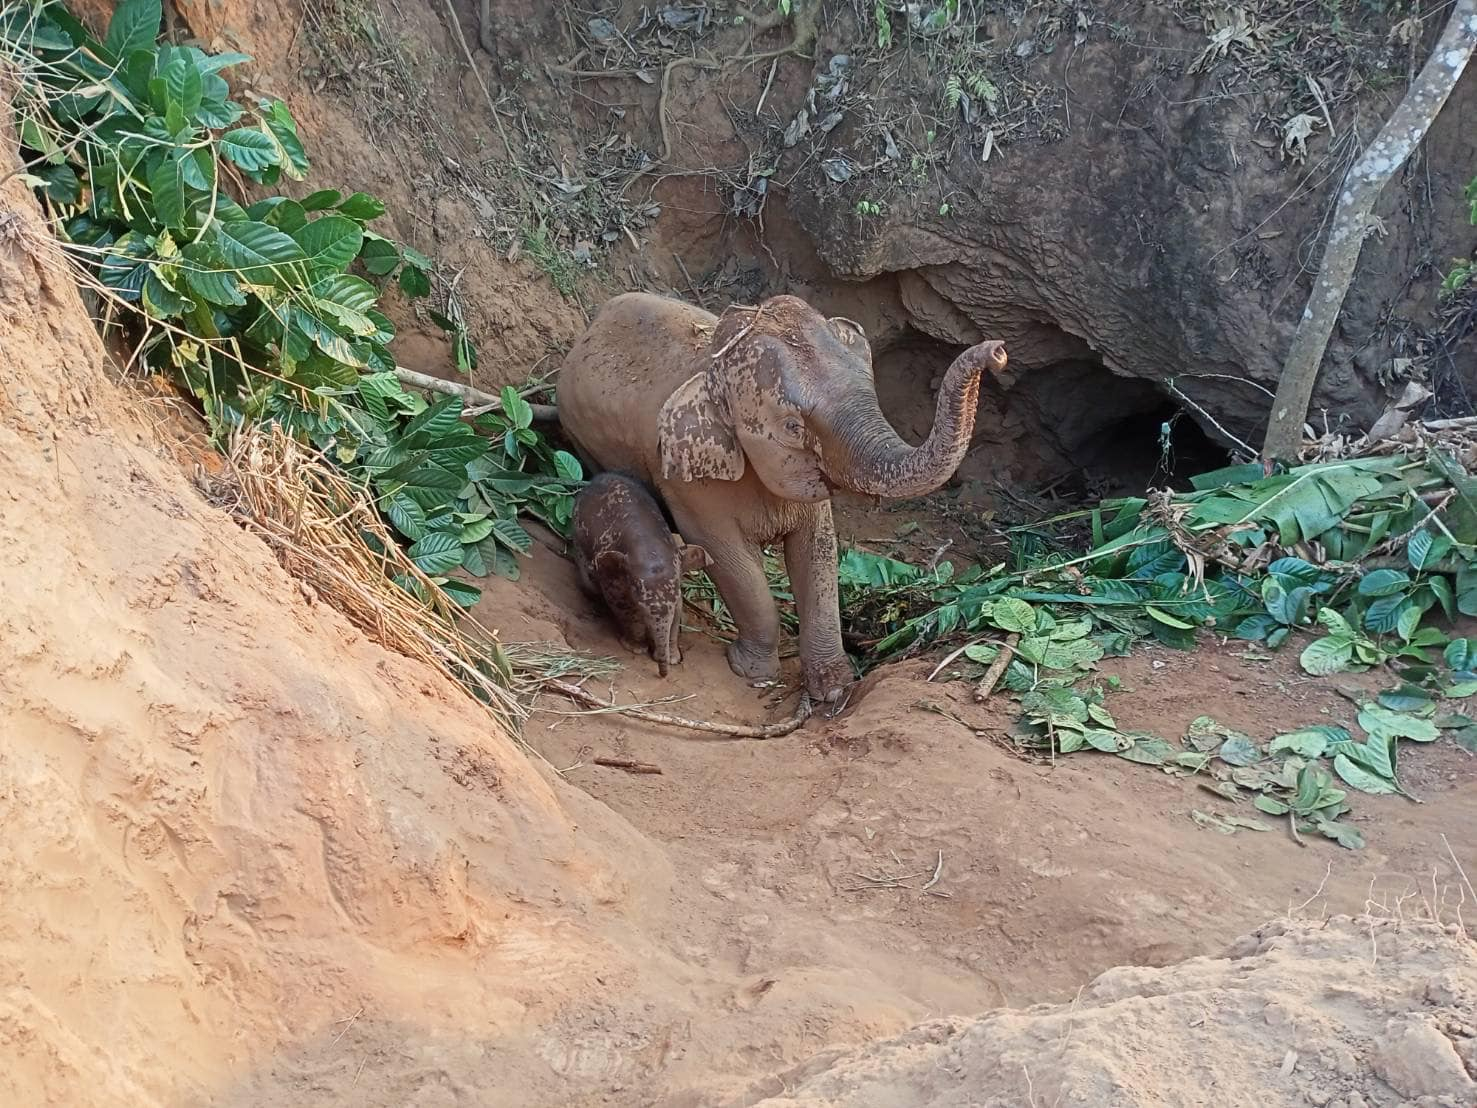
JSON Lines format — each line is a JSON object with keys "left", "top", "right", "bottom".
{"left": 657, "top": 372, "right": 745, "bottom": 483}
{"left": 828, "top": 316, "right": 866, "bottom": 346}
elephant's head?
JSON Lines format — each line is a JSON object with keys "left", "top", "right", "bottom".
{"left": 657, "top": 295, "right": 1007, "bottom": 502}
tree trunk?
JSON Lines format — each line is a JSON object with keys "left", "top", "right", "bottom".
{"left": 1261, "top": 0, "right": 1477, "bottom": 463}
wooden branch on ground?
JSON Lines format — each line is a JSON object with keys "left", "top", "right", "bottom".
{"left": 974, "top": 633, "right": 1020, "bottom": 703}
{"left": 545, "top": 678, "right": 812, "bottom": 739}
{"left": 394, "top": 367, "right": 558, "bottom": 422}
{"left": 1262, "top": 0, "right": 1477, "bottom": 462}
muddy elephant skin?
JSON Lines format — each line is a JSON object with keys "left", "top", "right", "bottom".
{"left": 572, "top": 472, "right": 710, "bottom": 677}
{"left": 558, "top": 291, "right": 1007, "bottom": 702}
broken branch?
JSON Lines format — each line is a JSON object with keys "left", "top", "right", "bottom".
{"left": 545, "top": 678, "right": 812, "bottom": 739}
{"left": 393, "top": 367, "right": 558, "bottom": 422}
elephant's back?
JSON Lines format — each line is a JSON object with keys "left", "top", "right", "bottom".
{"left": 558, "top": 293, "right": 715, "bottom": 481}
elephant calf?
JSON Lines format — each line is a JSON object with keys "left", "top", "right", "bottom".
{"left": 559, "top": 292, "right": 1008, "bottom": 704}
{"left": 572, "top": 472, "right": 711, "bottom": 677}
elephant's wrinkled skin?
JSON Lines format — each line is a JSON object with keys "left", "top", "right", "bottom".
{"left": 572, "top": 472, "right": 710, "bottom": 677}
{"left": 558, "top": 292, "right": 1008, "bottom": 703}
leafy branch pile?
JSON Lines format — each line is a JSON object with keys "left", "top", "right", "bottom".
{"left": 3, "top": 0, "right": 581, "bottom": 607}
{"left": 837, "top": 451, "right": 1477, "bottom": 677}
{"left": 719, "top": 446, "right": 1477, "bottom": 848}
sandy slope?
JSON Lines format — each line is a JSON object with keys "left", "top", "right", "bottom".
{"left": 727, "top": 917, "right": 1477, "bottom": 1108}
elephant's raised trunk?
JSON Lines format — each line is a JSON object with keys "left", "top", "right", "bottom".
{"left": 819, "top": 340, "right": 1007, "bottom": 499}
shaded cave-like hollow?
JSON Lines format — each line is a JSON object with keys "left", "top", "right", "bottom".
{"left": 870, "top": 328, "right": 1230, "bottom": 498}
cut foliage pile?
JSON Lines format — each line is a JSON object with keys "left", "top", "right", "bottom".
{"left": 700, "top": 440, "right": 1477, "bottom": 848}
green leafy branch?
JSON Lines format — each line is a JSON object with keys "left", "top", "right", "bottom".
{"left": 4, "top": 0, "right": 581, "bottom": 605}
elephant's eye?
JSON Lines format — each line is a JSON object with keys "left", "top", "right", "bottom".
{"left": 782, "top": 416, "right": 805, "bottom": 441}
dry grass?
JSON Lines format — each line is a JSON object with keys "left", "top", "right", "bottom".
{"left": 219, "top": 422, "right": 528, "bottom": 732}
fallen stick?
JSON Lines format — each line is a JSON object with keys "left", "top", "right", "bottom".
{"left": 593, "top": 757, "right": 663, "bottom": 775}
{"left": 973, "top": 633, "right": 1020, "bottom": 703}
{"left": 544, "top": 678, "right": 812, "bottom": 739}
{"left": 393, "top": 367, "right": 558, "bottom": 422}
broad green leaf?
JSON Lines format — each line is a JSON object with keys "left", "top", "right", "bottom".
{"left": 105, "top": 0, "right": 162, "bottom": 59}
{"left": 1445, "top": 638, "right": 1477, "bottom": 671}
{"left": 1086, "top": 702, "right": 1116, "bottom": 729}
{"left": 214, "top": 220, "right": 305, "bottom": 285}
{"left": 1428, "top": 574, "right": 1456, "bottom": 619}
{"left": 260, "top": 101, "right": 309, "bottom": 180}
{"left": 220, "top": 127, "right": 279, "bottom": 171}
{"left": 181, "top": 243, "right": 246, "bottom": 306}
{"left": 1313, "top": 818, "right": 1365, "bottom": 850}
{"left": 146, "top": 153, "right": 188, "bottom": 231}
{"left": 408, "top": 531, "right": 463, "bottom": 575}
{"left": 359, "top": 234, "right": 401, "bottom": 275}
{"left": 553, "top": 450, "right": 583, "bottom": 481}
{"left": 1217, "top": 734, "right": 1261, "bottom": 766}
{"left": 990, "top": 597, "right": 1035, "bottom": 633}
{"left": 500, "top": 386, "right": 534, "bottom": 430}
{"left": 338, "top": 191, "right": 387, "bottom": 220}
{"left": 1145, "top": 605, "right": 1195, "bottom": 629}
{"left": 1457, "top": 566, "right": 1477, "bottom": 617}
{"left": 1363, "top": 593, "right": 1409, "bottom": 635}
{"left": 256, "top": 197, "right": 308, "bottom": 233}
{"left": 439, "top": 579, "right": 481, "bottom": 608}
{"left": 1377, "top": 683, "right": 1434, "bottom": 712}
{"left": 403, "top": 394, "right": 464, "bottom": 444}
{"left": 490, "top": 518, "right": 533, "bottom": 554}
{"left": 1300, "top": 635, "right": 1353, "bottom": 676}
{"left": 1234, "top": 613, "right": 1279, "bottom": 641}
{"left": 1408, "top": 528, "right": 1434, "bottom": 569}
{"left": 1117, "top": 736, "right": 1176, "bottom": 765}
{"left": 1357, "top": 704, "right": 1439, "bottom": 742}
{"left": 1332, "top": 753, "right": 1397, "bottom": 795}
{"left": 1331, "top": 733, "right": 1397, "bottom": 779}
{"left": 1396, "top": 602, "right": 1422, "bottom": 642}
{"left": 399, "top": 265, "right": 431, "bottom": 297}
{"left": 385, "top": 492, "right": 426, "bottom": 540}
{"left": 1084, "top": 729, "right": 1130, "bottom": 752}
{"left": 1254, "top": 794, "right": 1290, "bottom": 816}
{"left": 1268, "top": 725, "right": 1347, "bottom": 758}
{"left": 1358, "top": 568, "right": 1411, "bottom": 598}
{"left": 161, "top": 53, "right": 203, "bottom": 123}
{"left": 302, "top": 189, "right": 343, "bottom": 211}
{"left": 293, "top": 215, "right": 363, "bottom": 275}
{"left": 459, "top": 517, "right": 495, "bottom": 544}
{"left": 962, "top": 643, "right": 999, "bottom": 665}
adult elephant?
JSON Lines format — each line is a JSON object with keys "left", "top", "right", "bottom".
{"left": 558, "top": 292, "right": 1008, "bottom": 704}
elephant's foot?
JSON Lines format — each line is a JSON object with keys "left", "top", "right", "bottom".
{"left": 803, "top": 654, "right": 855, "bottom": 706}
{"left": 726, "top": 638, "right": 780, "bottom": 684}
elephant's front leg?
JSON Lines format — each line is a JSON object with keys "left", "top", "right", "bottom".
{"left": 698, "top": 535, "right": 783, "bottom": 685}
{"left": 783, "top": 504, "right": 853, "bottom": 704}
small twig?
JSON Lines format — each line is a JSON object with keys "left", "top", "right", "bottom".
{"left": 921, "top": 851, "right": 944, "bottom": 892}
{"left": 755, "top": 57, "right": 779, "bottom": 116}
{"left": 974, "top": 634, "right": 1020, "bottom": 703}
{"left": 1442, "top": 833, "right": 1476, "bottom": 924}
{"left": 926, "top": 642, "right": 972, "bottom": 681}
{"left": 710, "top": 303, "right": 767, "bottom": 360}
{"left": 1288, "top": 811, "right": 1307, "bottom": 848}
{"left": 393, "top": 367, "right": 558, "bottom": 422}
{"left": 593, "top": 756, "right": 664, "bottom": 775}
{"left": 673, "top": 252, "right": 706, "bottom": 310}
{"left": 544, "top": 678, "right": 811, "bottom": 739}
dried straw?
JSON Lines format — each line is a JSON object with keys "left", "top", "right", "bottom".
{"left": 220, "top": 423, "right": 526, "bottom": 732}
